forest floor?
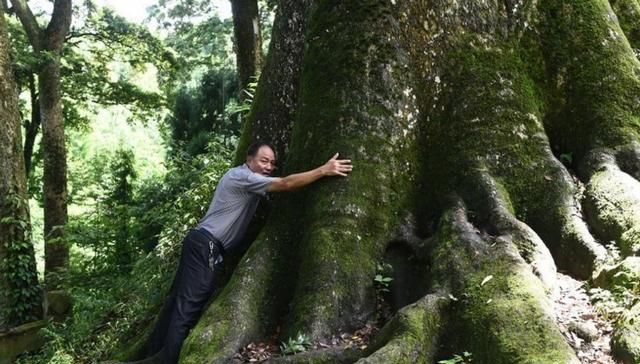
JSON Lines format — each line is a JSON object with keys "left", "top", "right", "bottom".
{"left": 554, "top": 273, "right": 619, "bottom": 364}
{"left": 233, "top": 272, "right": 620, "bottom": 363}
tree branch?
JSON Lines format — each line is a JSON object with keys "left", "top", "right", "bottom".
{"left": 44, "top": 0, "right": 71, "bottom": 51}
{"left": 65, "top": 31, "right": 117, "bottom": 49}
{"left": 65, "top": 31, "right": 104, "bottom": 41}
{"left": 8, "top": 0, "right": 42, "bottom": 51}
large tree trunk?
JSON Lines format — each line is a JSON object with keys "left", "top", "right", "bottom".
{"left": 0, "top": 1, "right": 42, "bottom": 329}
{"left": 157, "top": 0, "right": 640, "bottom": 363}
{"left": 230, "top": 0, "right": 262, "bottom": 101}
{"left": 10, "top": 0, "right": 72, "bottom": 290}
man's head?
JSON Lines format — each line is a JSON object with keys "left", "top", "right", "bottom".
{"left": 246, "top": 142, "right": 276, "bottom": 176}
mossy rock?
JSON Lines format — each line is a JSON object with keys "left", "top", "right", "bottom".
{"left": 567, "top": 321, "right": 598, "bottom": 343}
{"left": 612, "top": 302, "right": 640, "bottom": 364}
{"left": 46, "top": 290, "right": 72, "bottom": 318}
{"left": 0, "top": 320, "right": 46, "bottom": 364}
{"left": 594, "top": 257, "right": 640, "bottom": 290}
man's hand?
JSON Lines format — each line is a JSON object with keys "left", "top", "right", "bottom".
{"left": 267, "top": 153, "right": 353, "bottom": 192}
{"left": 321, "top": 153, "right": 353, "bottom": 177}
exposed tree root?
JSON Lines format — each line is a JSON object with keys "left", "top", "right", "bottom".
{"left": 355, "top": 293, "right": 447, "bottom": 364}
{"left": 616, "top": 143, "right": 640, "bottom": 180}
{"left": 468, "top": 172, "right": 558, "bottom": 291}
{"left": 264, "top": 348, "right": 362, "bottom": 364}
{"left": 609, "top": 0, "right": 640, "bottom": 49}
{"left": 430, "top": 197, "right": 579, "bottom": 363}
{"left": 582, "top": 150, "right": 640, "bottom": 255}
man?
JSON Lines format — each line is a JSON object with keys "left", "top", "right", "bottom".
{"left": 147, "top": 142, "right": 353, "bottom": 364}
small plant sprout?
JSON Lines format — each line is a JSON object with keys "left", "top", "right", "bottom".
{"left": 438, "top": 351, "right": 473, "bottom": 364}
{"left": 374, "top": 263, "right": 393, "bottom": 293}
{"left": 280, "top": 332, "right": 312, "bottom": 355}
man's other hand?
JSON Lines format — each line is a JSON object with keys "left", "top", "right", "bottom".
{"left": 322, "top": 153, "right": 353, "bottom": 177}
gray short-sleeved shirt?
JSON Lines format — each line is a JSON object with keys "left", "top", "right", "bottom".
{"left": 196, "top": 164, "right": 274, "bottom": 251}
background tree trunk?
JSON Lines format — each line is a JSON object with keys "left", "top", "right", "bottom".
{"left": 233, "top": 0, "right": 312, "bottom": 165}
{"left": 40, "top": 54, "right": 69, "bottom": 289}
{"left": 23, "top": 73, "right": 40, "bottom": 178}
{"left": 0, "top": 1, "right": 42, "bottom": 329}
{"left": 230, "top": 0, "right": 262, "bottom": 101}
{"left": 10, "top": 0, "right": 72, "bottom": 290}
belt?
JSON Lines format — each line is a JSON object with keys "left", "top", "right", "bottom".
{"left": 193, "top": 228, "right": 225, "bottom": 270}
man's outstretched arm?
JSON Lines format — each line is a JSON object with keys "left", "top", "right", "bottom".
{"left": 267, "top": 153, "right": 352, "bottom": 192}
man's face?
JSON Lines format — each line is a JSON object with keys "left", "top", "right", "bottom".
{"left": 247, "top": 146, "right": 276, "bottom": 176}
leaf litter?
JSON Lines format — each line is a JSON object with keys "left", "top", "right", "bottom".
{"left": 553, "top": 273, "right": 619, "bottom": 363}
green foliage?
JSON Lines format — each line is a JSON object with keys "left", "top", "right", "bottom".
{"left": 280, "top": 332, "right": 312, "bottom": 355}
{"left": 438, "top": 351, "right": 473, "bottom": 364}
{"left": 5, "top": 0, "right": 263, "bottom": 360}
{"left": 62, "top": 5, "right": 170, "bottom": 124}
{"left": 148, "top": 0, "right": 251, "bottom": 158}
{"left": 166, "top": 68, "right": 239, "bottom": 157}
{"left": 589, "top": 284, "right": 640, "bottom": 321}
{"left": 226, "top": 76, "right": 258, "bottom": 116}
{"left": 0, "top": 191, "right": 42, "bottom": 327}
{"left": 64, "top": 147, "right": 140, "bottom": 275}
{"left": 7, "top": 3, "right": 170, "bottom": 132}
{"left": 148, "top": 0, "right": 235, "bottom": 88}
{"left": 18, "top": 141, "right": 232, "bottom": 363}
{"left": 105, "top": 149, "right": 137, "bottom": 271}
{"left": 374, "top": 263, "right": 393, "bottom": 293}
{"left": 559, "top": 152, "right": 573, "bottom": 165}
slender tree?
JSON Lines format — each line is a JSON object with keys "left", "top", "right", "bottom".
{"left": 9, "top": 0, "right": 72, "bottom": 290}
{"left": 0, "top": 0, "right": 41, "bottom": 329}
{"left": 23, "top": 73, "right": 39, "bottom": 177}
{"left": 230, "top": 0, "right": 262, "bottom": 101}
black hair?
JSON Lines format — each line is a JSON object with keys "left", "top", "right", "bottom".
{"left": 246, "top": 141, "right": 274, "bottom": 157}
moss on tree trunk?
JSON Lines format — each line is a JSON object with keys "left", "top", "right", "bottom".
{"left": 0, "top": 2, "right": 42, "bottom": 328}
{"left": 138, "top": 0, "right": 640, "bottom": 363}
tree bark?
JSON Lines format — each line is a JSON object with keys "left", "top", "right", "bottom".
{"left": 0, "top": 1, "right": 42, "bottom": 329}
{"left": 233, "top": 0, "right": 312, "bottom": 166}
{"left": 10, "top": 0, "right": 72, "bottom": 290}
{"left": 139, "top": 0, "right": 640, "bottom": 363}
{"left": 40, "top": 57, "right": 69, "bottom": 289}
{"left": 23, "top": 73, "right": 40, "bottom": 178}
{"left": 230, "top": 0, "right": 262, "bottom": 102}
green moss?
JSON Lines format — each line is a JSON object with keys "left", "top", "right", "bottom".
{"left": 358, "top": 294, "right": 446, "bottom": 363}
{"left": 612, "top": 302, "right": 640, "bottom": 363}
{"left": 539, "top": 0, "right": 640, "bottom": 159}
{"left": 280, "top": 0, "right": 419, "bottom": 338}
{"left": 456, "top": 262, "right": 572, "bottom": 363}
{"left": 493, "top": 177, "right": 516, "bottom": 216}
{"left": 431, "top": 208, "right": 577, "bottom": 364}
{"left": 584, "top": 167, "right": 640, "bottom": 254}
{"left": 594, "top": 256, "right": 640, "bottom": 289}
{"left": 419, "top": 31, "right": 590, "bottom": 273}
{"left": 609, "top": 0, "right": 640, "bottom": 50}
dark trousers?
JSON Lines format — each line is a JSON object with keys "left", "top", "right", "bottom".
{"left": 148, "top": 229, "right": 224, "bottom": 364}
